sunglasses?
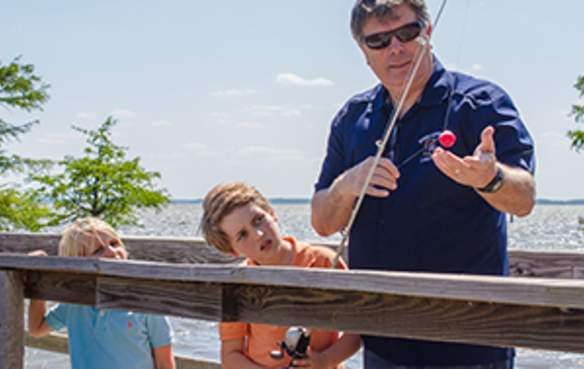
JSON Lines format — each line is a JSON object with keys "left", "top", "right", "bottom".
{"left": 362, "top": 21, "right": 424, "bottom": 50}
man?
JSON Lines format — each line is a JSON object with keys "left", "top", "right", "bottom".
{"left": 311, "top": 1, "right": 535, "bottom": 368}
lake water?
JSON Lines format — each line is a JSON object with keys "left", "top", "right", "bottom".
{"left": 25, "top": 204, "right": 584, "bottom": 368}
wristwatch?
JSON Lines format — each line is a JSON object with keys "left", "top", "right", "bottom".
{"left": 477, "top": 166, "right": 504, "bottom": 193}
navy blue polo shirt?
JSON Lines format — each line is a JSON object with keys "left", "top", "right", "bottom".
{"left": 314, "top": 57, "right": 535, "bottom": 366}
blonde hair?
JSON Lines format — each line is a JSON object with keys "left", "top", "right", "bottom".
{"left": 58, "top": 217, "right": 124, "bottom": 257}
{"left": 200, "top": 182, "right": 274, "bottom": 254}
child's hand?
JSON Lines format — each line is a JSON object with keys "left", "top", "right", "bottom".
{"left": 290, "top": 348, "right": 329, "bottom": 369}
{"left": 28, "top": 250, "right": 48, "bottom": 257}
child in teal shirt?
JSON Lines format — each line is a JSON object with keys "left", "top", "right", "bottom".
{"left": 28, "top": 217, "right": 176, "bottom": 369}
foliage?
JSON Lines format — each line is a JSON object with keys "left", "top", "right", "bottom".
{"left": 0, "top": 57, "right": 51, "bottom": 231}
{"left": 0, "top": 187, "right": 52, "bottom": 231}
{"left": 33, "top": 117, "right": 170, "bottom": 227}
{"left": 568, "top": 75, "right": 584, "bottom": 151}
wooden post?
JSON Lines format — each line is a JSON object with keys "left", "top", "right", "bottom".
{"left": 0, "top": 270, "right": 24, "bottom": 369}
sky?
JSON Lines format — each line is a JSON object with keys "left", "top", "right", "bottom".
{"left": 3, "top": 0, "right": 583, "bottom": 200}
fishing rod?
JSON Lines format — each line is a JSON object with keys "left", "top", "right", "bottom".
{"left": 333, "top": 0, "right": 449, "bottom": 266}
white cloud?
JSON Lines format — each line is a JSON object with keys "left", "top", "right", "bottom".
{"left": 238, "top": 146, "right": 305, "bottom": 160}
{"left": 210, "top": 112, "right": 229, "bottom": 118}
{"left": 183, "top": 142, "right": 211, "bottom": 156}
{"left": 211, "top": 88, "right": 256, "bottom": 97}
{"left": 276, "top": 73, "right": 334, "bottom": 87}
{"left": 152, "top": 120, "right": 175, "bottom": 128}
{"left": 248, "top": 105, "right": 302, "bottom": 118}
{"left": 444, "top": 62, "right": 487, "bottom": 77}
{"left": 111, "top": 109, "right": 137, "bottom": 119}
{"left": 237, "top": 121, "right": 262, "bottom": 129}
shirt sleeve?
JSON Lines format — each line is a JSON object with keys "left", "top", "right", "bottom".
{"left": 219, "top": 321, "right": 249, "bottom": 341}
{"left": 461, "top": 88, "right": 535, "bottom": 174}
{"left": 314, "top": 105, "right": 350, "bottom": 192}
{"left": 145, "top": 314, "right": 174, "bottom": 348}
{"left": 45, "top": 303, "right": 68, "bottom": 332}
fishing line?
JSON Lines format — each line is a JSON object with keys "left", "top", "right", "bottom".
{"left": 333, "top": 0, "right": 449, "bottom": 266}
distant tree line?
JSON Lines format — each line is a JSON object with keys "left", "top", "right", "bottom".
{"left": 0, "top": 57, "right": 168, "bottom": 231}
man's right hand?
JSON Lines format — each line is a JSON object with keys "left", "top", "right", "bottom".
{"left": 312, "top": 157, "right": 400, "bottom": 236}
{"left": 335, "top": 157, "right": 400, "bottom": 198}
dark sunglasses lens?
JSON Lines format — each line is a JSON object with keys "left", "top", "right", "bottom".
{"left": 364, "top": 33, "right": 390, "bottom": 50}
{"left": 395, "top": 24, "right": 422, "bottom": 43}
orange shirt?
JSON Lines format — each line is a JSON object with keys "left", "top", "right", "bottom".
{"left": 220, "top": 236, "right": 347, "bottom": 369}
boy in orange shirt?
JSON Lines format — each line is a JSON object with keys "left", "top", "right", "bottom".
{"left": 200, "top": 182, "right": 361, "bottom": 369}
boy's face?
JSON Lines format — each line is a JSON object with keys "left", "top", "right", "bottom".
{"left": 80, "top": 230, "right": 128, "bottom": 260}
{"left": 220, "top": 202, "right": 291, "bottom": 265}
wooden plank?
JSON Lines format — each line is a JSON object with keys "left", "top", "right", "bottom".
{"left": 0, "top": 233, "right": 238, "bottom": 264}
{"left": 97, "top": 276, "right": 224, "bottom": 322}
{"left": 3, "top": 255, "right": 584, "bottom": 353}
{"left": 79, "top": 258, "right": 584, "bottom": 310}
{"left": 4, "top": 254, "right": 584, "bottom": 309}
{"left": 25, "top": 333, "right": 221, "bottom": 369}
{"left": 94, "top": 276, "right": 584, "bottom": 353}
{"left": 0, "top": 271, "right": 24, "bottom": 369}
{"left": 26, "top": 333, "right": 69, "bottom": 354}
{"left": 227, "top": 284, "right": 584, "bottom": 353}
{"left": 509, "top": 250, "right": 583, "bottom": 278}
{"left": 25, "top": 271, "right": 96, "bottom": 305}
{"left": 4, "top": 233, "right": 584, "bottom": 278}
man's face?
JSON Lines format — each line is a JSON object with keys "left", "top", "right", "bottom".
{"left": 359, "top": 4, "right": 432, "bottom": 94}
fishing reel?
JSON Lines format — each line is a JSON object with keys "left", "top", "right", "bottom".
{"left": 270, "top": 326, "right": 311, "bottom": 368}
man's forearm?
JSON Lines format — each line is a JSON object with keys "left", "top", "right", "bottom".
{"left": 478, "top": 164, "right": 535, "bottom": 217}
{"left": 311, "top": 176, "right": 356, "bottom": 236}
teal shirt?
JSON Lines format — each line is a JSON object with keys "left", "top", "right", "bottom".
{"left": 46, "top": 303, "right": 173, "bottom": 369}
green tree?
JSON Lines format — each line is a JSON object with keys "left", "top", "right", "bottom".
{"left": 34, "top": 117, "right": 170, "bottom": 227}
{"left": 568, "top": 75, "right": 584, "bottom": 151}
{"left": 0, "top": 57, "right": 52, "bottom": 231}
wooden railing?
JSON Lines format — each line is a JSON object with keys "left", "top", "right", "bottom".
{"left": 2, "top": 233, "right": 584, "bottom": 368}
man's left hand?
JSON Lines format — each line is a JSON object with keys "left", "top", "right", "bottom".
{"left": 431, "top": 126, "right": 498, "bottom": 188}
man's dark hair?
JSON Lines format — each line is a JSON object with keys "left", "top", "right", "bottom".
{"left": 350, "top": 0, "right": 430, "bottom": 41}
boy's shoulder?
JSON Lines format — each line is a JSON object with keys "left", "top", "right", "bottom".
{"left": 289, "top": 237, "right": 344, "bottom": 269}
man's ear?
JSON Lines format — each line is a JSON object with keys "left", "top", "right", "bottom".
{"left": 358, "top": 43, "right": 371, "bottom": 66}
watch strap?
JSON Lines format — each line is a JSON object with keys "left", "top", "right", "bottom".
{"left": 477, "top": 166, "right": 504, "bottom": 193}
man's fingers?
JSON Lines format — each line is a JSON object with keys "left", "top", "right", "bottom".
{"left": 432, "top": 148, "right": 469, "bottom": 174}
{"left": 365, "top": 185, "right": 390, "bottom": 198}
{"left": 378, "top": 157, "right": 400, "bottom": 179}
{"left": 479, "top": 126, "right": 496, "bottom": 154}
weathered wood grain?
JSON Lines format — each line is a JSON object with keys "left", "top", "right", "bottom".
{"left": 228, "top": 284, "right": 584, "bottom": 353}
{"left": 19, "top": 267, "right": 584, "bottom": 353}
{"left": 3, "top": 233, "right": 584, "bottom": 279}
{"left": 0, "top": 271, "right": 24, "bottom": 369}
{"left": 0, "top": 233, "right": 239, "bottom": 263}
{"left": 4, "top": 254, "right": 584, "bottom": 309}
{"left": 25, "top": 271, "right": 96, "bottom": 305}
{"left": 25, "top": 333, "right": 221, "bottom": 369}
{"left": 97, "top": 276, "right": 224, "bottom": 321}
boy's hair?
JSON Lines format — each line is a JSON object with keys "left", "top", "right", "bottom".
{"left": 201, "top": 182, "right": 274, "bottom": 254}
{"left": 58, "top": 217, "right": 123, "bottom": 257}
